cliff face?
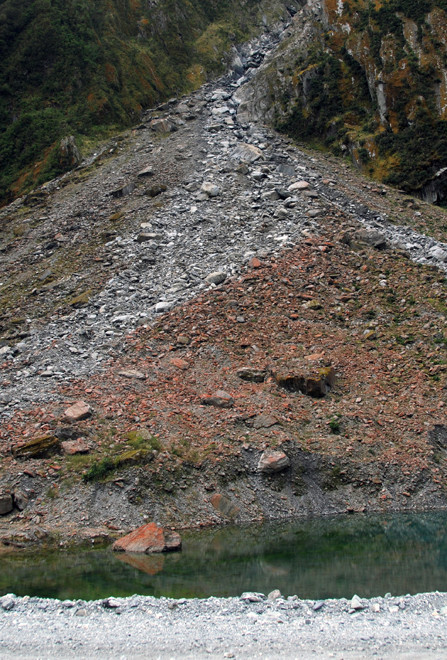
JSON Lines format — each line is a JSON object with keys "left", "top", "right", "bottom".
{"left": 0, "top": 0, "right": 299, "bottom": 204}
{"left": 235, "top": 0, "right": 447, "bottom": 203}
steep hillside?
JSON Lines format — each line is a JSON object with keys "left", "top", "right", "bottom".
{"left": 235, "top": 0, "right": 447, "bottom": 203}
{"left": 0, "top": 0, "right": 299, "bottom": 204}
{"left": 1, "top": 21, "right": 447, "bottom": 545}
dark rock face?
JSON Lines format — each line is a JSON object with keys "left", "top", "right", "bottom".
{"left": 0, "top": 493, "right": 13, "bottom": 516}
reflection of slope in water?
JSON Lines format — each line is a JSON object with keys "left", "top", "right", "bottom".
{"left": 117, "top": 553, "right": 165, "bottom": 576}
{"left": 259, "top": 560, "right": 289, "bottom": 577}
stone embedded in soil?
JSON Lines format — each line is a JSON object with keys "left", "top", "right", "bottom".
{"left": 236, "top": 367, "right": 266, "bottom": 383}
{"left": 61, "top": 439, "right": 90, "bottom": 455}
{"left": 117, "top": 369, "right": 146, "bottom": 380}
{"left": 231, "top": 142, "right": 263, "bottom": 163}
{"left": 201, "top": 390, "right": 234, "bottom": 408}
{"left": 205, "top": 271, "right": 227, "bottom": 285}
{"left": 112, "top": 522, "right": 181, "bottom": 554}
{"left": 13, "top": 490, "right": 28, "bottom": 511}
{"left": 210, "top": 493, "right": 240, "bottom": 519}
{"left": 288, "top": 180, "right": 310, "bottom": 192}
{"left": 12, "top": 435, "right": 61, "bottom": 460}
{"left": 63, "top": 401, "right": 92, "bottom": 422}
{"left": 253, "top": 414, "right": 278, "bottom": 430}
{"left": 257, "top": 449, "right": 290, "bottom": 473}
{"left": 0, "top": 493, "right": 13, "bottom": 516}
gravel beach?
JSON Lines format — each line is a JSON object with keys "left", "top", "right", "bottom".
{"left": 1, "top": 591, "right": 447, "bottom": 658}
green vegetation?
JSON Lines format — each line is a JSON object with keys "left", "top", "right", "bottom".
{"left": 276, "top": 0, "right": 447, "bottom": 199}
{"left": 0, "top": 0, "right": 293, "bottom": 204}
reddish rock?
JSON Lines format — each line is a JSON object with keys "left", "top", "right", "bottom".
{"left": 112, "top": 522, "right": 182, "bottom": 554}
{"left": 258, "top": 450, "right": 290, "bottom": 474}
{"left": 63, "top": 401, "right": 92, "bottom": 422}
{"left": 249, "top": 257, "right": 262, "bottom": 268}
{"left": 170, "top": 357, "right": 189, "bottom": 370}
{"left": 61, "top": 439, "right": 90, "bottom": 455}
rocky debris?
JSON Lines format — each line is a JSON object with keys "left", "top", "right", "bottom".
{"left": 274, "top": 364, "right": 335, "bottom": 398}
{"left": 201, "top": 390, "right": 234, "bottom": 408}
{"left": 112, "top": 522, "right": 182, "bottom": 554}
{"left": 63, "top": 401, "right": 92, "bottom": 422}
{"left": 236, "top": 367, "right": 266, "bottom": 383}
{"left": 0, "top": 493, "right": 13, "bottom": 515}
{"left": 1, "top": 13, "right": 447, "bottom": 536}
{"left": 12, "top": 435, "right": 61, "bottom": 460}
{"left": 257, "top": 450, "right": 290, "bottom": 474}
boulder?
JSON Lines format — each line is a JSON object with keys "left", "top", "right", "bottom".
{"left": 231, "top": 142, "right": 264, "bottom": 163}
{"left": 0, "top": 494, "right": 13, "bottom": 516}
{"left": 205, "top": 271, "right": 227, "bottom": 285}
{"left": 257, "top": 450, "right": 290, "bottom": 473}
{"left": 12, "top": 435, "right": 61, "bottom": 460}
{"left": 288, "top": 180, "right": 310, "bottom": 192}
{"left": 200, "top": 181, "right": 220, "bottom": 197}
{"left": 274, "top": 364, "right": 335, "bottom": 398}
{"left": 236, "top": 367, "right": 266, "bottom": 383}
{"left": 112, "top": 522, "right": 181, "bottom": 554}
{"left": 63, "top": 401, "right": 92, "bottom": 422}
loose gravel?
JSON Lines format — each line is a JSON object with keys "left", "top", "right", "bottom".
{"left": 1, "top": 591, "right": 447, "bottom": 658}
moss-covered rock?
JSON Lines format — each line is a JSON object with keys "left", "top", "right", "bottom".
{"left": 12, "top": 435, "right": 61, "bottom": 460}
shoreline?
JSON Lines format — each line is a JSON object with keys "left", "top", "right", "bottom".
{"left": 1, "top": 591, "right": 447, "bottom": 658}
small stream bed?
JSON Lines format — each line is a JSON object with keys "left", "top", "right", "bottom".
{"left": 1, "top": 511, "right": 447, "bottom": 601}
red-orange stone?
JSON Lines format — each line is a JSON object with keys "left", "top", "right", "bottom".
{"left": 112, "top": 522, "right": 181, "bottom": 554}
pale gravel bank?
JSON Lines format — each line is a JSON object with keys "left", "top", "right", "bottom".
{"left": 1, "top": 592, "right": 447, "bottom": 659}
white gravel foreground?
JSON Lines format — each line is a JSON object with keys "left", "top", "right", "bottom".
{"left": 1, "top": 592, "right": 447, "bottom": 659}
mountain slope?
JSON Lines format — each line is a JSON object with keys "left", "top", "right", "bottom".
{"left": 1, "top": 20, "right": 447, "bottom": 543}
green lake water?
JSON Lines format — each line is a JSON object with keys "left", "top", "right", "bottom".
{"left": 1, "top": 512, "right": 447, "bottom": 601}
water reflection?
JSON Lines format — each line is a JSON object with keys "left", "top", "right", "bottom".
{"left": 1, "top": 511, "right": 447, "bottom": 600}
